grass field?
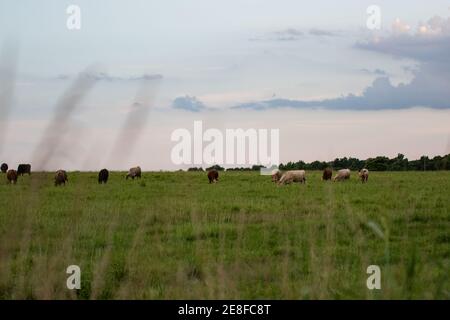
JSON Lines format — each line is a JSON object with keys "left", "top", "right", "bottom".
{"left": 0, "top": 171, "right": 449, "bottom": 299}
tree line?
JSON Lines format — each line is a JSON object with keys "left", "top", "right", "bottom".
{"left": 280, "top": 154, "right": 450, "bottom": 171}
{"left": 187, "top": 153, "right": 450, "bottom": 171}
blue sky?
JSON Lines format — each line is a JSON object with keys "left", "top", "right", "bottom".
{"left": 1, "top": 1, "right": 449, "bottom": 169}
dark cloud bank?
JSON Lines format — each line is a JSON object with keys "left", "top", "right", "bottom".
{"left": 239, "top": 16, "right": 450, "bottom": 111}
{"left": 172, "top": 16, "right": 450, "bottom": 112}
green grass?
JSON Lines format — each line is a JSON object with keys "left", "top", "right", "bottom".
{"left": 0, "top": 171, "right": 449, "bottom": 299}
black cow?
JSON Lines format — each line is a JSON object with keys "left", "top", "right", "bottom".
{"left": 1, "top": 163, "right": 7, "bottom": 173}
{"left": 17, "top": 164, "right": 31, "bottom": 176}
{"left": 55, "top": 170, "right": 68, "bottom": 186}
{"left": 98, "top": 169, "right": 109, "bottom": 184}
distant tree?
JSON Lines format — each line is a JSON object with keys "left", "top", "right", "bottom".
{"left": 365, "top": 156, "right": 390, "bottom": 171}
{"left": 206, "top": 164, "right": 225, "bottom": 171}
{"left": 389, "top": 153, "right": 409, "bottom": 171}
{"left": 307, "top": 161, "right": 328, "bottom": 170}
{"left": 419, "top": 156, "right": 430, "bottom": 171}
{"left": 251, "top": 165, "right": 265, "bottom": 171}
{"left": 442, "top": 154, "right": 450, "bottom": 170}
{"left": 208, "top": 154, "right": 450, "bottom": 173}
{"left": 187, "top": 167, "right": 204, "bottom": 171}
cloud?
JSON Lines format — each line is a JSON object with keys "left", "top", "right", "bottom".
{"left": 239, "top": 15, "right": 450, "bottom": 111}
{"left": 360, "top": 68, "right": 389, "bottom": 76}
{"left": 356, "top": 15, "right": 450, "bottom": 63}
{"left": 308, "top": 28, "right": 338, "bottom": 37}
{"left": 172, "top": 95, "right": 206, "bottom": 112}
{"left": 274, "top": 28, "right": 304, "bottom": 41}
{"left": 55, "top": 74, "right": 70, "bottom": 80}
{"left": 233, "top": 71, "right": 450, "bottom": 111}
{"left": 251, "top": 28, "right": 338, "bottom": 42}
{"left": 391, "top": 18, "right": 411, "bottom": 35}
{"left": 276, "top": 28, "right": 304, "bottom": 36}
{"left": 56, "top": 72, "right": 163, "bottom": 82}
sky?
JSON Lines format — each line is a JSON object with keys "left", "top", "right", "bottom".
{"left": 0, "top": 0, "right": 449, "bottom": 170}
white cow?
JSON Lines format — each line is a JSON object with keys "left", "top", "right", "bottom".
{"left": 277, "top": 170, "right": 306, "bottom": 185}
{"left": 333, "top": 168, "right": 351, "bottom": 182}
{"left": 126, "top": 166, "right": 142, "bottom": 180}
{"left": 271, "top": 169, "right": 283, "bottom": 182}
{"left": 358, "top": 168, "right": 369, "bottom": 183}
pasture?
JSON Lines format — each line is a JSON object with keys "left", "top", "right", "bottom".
{"left": 0, "top": 171, "right": 449, "bottom": 299}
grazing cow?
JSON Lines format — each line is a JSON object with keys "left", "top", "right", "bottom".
{"left": 278, "top": 170, "right": 306, "bottom": 185}
{"left": 17, "top": 164, "right": 31, "bottom": 176}
{"left": 333, "top": 168, "right": 351, "bottom": 182}
{"left": 271, "top": 169, "right": 283, "bottom": 182}
{"left": 55, "top": 170, "right": 68, "bottom": 186}
{"left": 1, "top": 163, "right": 7, "bottom": 173}
{"left": 126, "top": 166, "right": 141, "bottom": 180}
{"left": 358, "top": 168, "right": 369, "bottom": 183}
{"left": 322, "top": 167, "right": 332, "bottom": 181}
{"left": 98, "top": 169, "right": 109, "bottom": 184}
{"left": 6, "top": 170, "right": 18, "bottom": 184}
{"left": 207, "top": 169, "right": 219, "bottom": 183}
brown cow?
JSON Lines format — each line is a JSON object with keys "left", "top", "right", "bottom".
{"left": 6, "top": 170, "right": 18, "bottom": 184}
{"left": 55, "top": 170, "right": 68, "bottom": 186}
{"left": 207, "top": 169, "right": 219, "bottom": 183}
{"left": 322, "top": 167, "right": 332, "bottom": 181}
{"left": 1, "top": 163, "right": 8, "bottom": 173}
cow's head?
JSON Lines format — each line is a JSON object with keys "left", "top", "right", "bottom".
{"left": 271, "top": 169, "right": 281, "bottom": 182}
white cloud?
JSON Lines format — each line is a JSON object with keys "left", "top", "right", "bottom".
{"left": 392, "top": 18, "right": 411, "bottom": 34}
{"left": 418, "top": 15, "right": 450, "bottom": 36}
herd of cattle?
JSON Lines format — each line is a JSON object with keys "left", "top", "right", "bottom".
{"left": 269, "top": 168, "right": 369, "bottom": 185}
{"left": 1, "top": 163, "right": 369, "bottom": 186}
{"left": 1, "top": 163, "right": 143, "bottom": 186}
